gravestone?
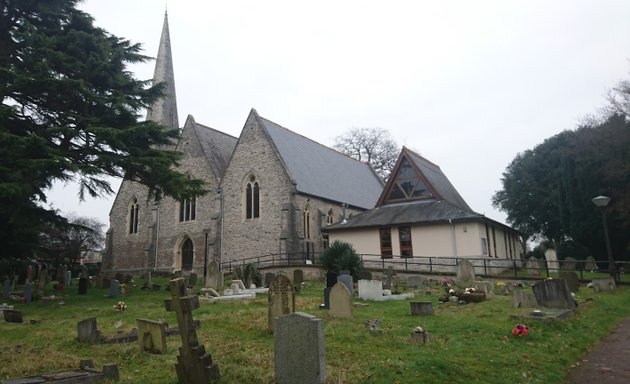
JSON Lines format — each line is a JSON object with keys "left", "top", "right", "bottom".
{"left": 293, "top": 269, "right": 304, "bottom": 285}
{"left": 37, "top": 269, "right": 47, "bottom": 295}
{"left": 512, "top": 290, "right": 538, "bottom": 308}
{"left": 77, "top": 317, "right": 102, "bottom": 344}
{"left": 407, "top": 276, "right": 424, "bottom": 289}
{"left": 409, "top": 301, "right": 433, "bottom": 316}
{"left": 205, "top": 261, "right": 224, "bottom": 290}
{"left": 329, "top": 283, "right": 352, "bottom": 319}
{"left": 357, "top": 270, "right": 372, "bottom": 280}
{"left": 165, "top": 278, "right": 220, "bottom": 383}
{"left": 544, "top": 249, "right": 559, "bottom": 272}
{"left": 562, "top": 257, "right": 577, "bottom": 271}
{"left": 337, "top": 274, "right": 353, "bottom": 295}
{"left": 358, "top": 279, "right": 383, "bottom": 300}
{"left": 532, "top": 279, "right": 576, "bottom": 309}
{"left": 268, "top": 272, "right": 295, "bottom": 331}
{"left": 78, "top": 275, "right": 88, "bottom": 295}
{"left": 26, "top": 265, "right": 34, "bottom": 283}
{"left": 4, "top": 309, "right": 23, "bottom": 323}
{"left": 592, "top": 277, "right": 616, "bottom": 292}
{"left": 525, "top": 257, "right": 542, "bottom": 276}
{"left": 383, "top": 267, "right": 396, "bottom": 290}
{"left": 188, "top": 273, "right": 198, "bottom": 288}
{"left": 584, "top": 256, "right": 597, "bottom": 271}
{"left": 264, "top": 272, "right": 275, "bottom": 288}
{"left": 2, "top": 278, "right": 10, "bottom": 300}
{"left": 137, "top": 318, "right": 167, "bottom": 354}
{"left": 456, "top": 259, "right": 476, "bottom": 282}
{"left": 110, "top": 280, "right": 120, "bottom": 298}
{"left": 23, "top": 282, "right": 33, "bottom": 304}
{"left": 559, "top": 271, "right": 579, "bottom": 292}
{"left": 143, "top": 271, "right": 152, "bottom": 287}
{"left": 274, "top": 312, "right": 326, "bottom": 384}
{"left": 65, "top": 270, "right": 72, "bottom": 287}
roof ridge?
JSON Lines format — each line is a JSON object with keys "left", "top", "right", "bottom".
{"left": 403, "top": 146, "right": 441, "bottom": 171}
{"left": 192, "top": 121, "right": 238, "bottom": 140}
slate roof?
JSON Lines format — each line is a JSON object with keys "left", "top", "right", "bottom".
{"left": 326, "top": 200, "right": 484, "bottom": 231}
{"left": 404, "top": 148, "right": 472, "bottom": 211}
{"left": 184, "top": 116, "right": 237, "bottom": 180}
{"left": 258, "top": 115, "right": 384, "bottom": 209}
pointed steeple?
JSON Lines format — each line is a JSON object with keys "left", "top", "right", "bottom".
{"left": 146, "top": 11, "right": 179, "bottom": 129}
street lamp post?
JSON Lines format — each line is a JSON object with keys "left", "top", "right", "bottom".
{"left": 592, "top": 195, "right": 615, "bottom": 282}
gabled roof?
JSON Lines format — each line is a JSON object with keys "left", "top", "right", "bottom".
{"left": 181, "top": 115, "right": 237, "bottom": 181}
{"left": 377, "top": 146, "right": 472, "bottom": 211}
{"left": 256, "top": 112, "right": 384, "bottom": 209}
{"left": 326, "top": 200, "right": 483, "bottom": 230}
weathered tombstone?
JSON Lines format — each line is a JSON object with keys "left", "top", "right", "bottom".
{"left": 37, "top": 269, "right": 47, "bottom": 295}
{"left": 329, "top": 283, "right": 352, "bottom": 319}
{"left": 293, "top": 269, "right": 304, "bottom": 285}
{"left": 188, "top": 273, "right": 198, "bottom": 288}
{"left": 2, "top": 278, "right": 10, "bottom": 300}
{"left": 512, "top": 290, "right": 538, "bottom": 308}
{"left": 411, "top": 327, "right": 430, "bottom": 344}
{"left": 165, "top": 278, "right": 220, "bottom": 383}
{"left": 357, "top": 270, "right": 372, "bottom": 280}
{"left": 383, "top": 267, "right": 396, "bottom": 290}
{"left": 264, "top": 272, "right": 274, "bottom": 288}
{"left": 358, "top": 279, "right": 383, "bottom": 300}
{"left": 532, "top": 279, "right": 576, "bottom": 309}
{"left": 559, "top": 271, "right": 579, "bottom": 292}
{"left": 525, "top": 257, "right": 542, "bottom": 276}
{"left": 268, "top": 272, "right": 295, "bottom": 331}
{"left": 4, "top": 309, "right": 23, "bottom": 323}
{"left": 78, "top": 267, "right": 89, "bottom": 295}
{"left": 456, "top": 259, "right": 476, "bottom": 282}
{"left": 410, "top": 301, "right": 433, "bottom": 316}
{"left": 274, "top": 312, "right": 326, "bottom": 384}
{"left": 65, "top": 270, "right": 72, "bottom": 287}
{"left": 137, "top": 318, "right": 167, "bottom": 354}
{"left": 143, "top": 271, "right": 152, "bottom": 287}
{"left": 544, "top": 248, "right": 559, "bottom": 272}
{"left": 584, "top": 256, "right": 597, "bottom": 271}
{"left": 337, "top": 274, "right": 353, "bottom": 295}
{"left": 110, "top": 279, "right": 120, "bottom": 298}
{"left": 325, "top": 272, "right": 337, "bottom": 288}
{"left": 592, "top": 277, "right": 616, "bottom": 292}
{"left": 407, "top": 276, "right": 424, "bottom": 289}
{"left": 23, "top": 282, "right": 33, "bottom": 304}
{"left": 562, "top": 257, "right": 577, "bottom": 271}
{"left": 26, "top": 265, "right": 34, "bottom": 283}
{"left": 232, "top": 279, "right": 246, "bottom": 291}
{"left": 77, "top": 317, "right": 102, "bottom": 344}
{"left": 205, "top": 261, "right": 223, "bottom": 290}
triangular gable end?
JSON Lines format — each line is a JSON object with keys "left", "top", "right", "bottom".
{"left": 376, "top": 147, "right": 442, "bottom": 207}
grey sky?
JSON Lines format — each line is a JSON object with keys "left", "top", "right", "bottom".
{"left": 46, "top": 0, "right": 630, "bottom": 228}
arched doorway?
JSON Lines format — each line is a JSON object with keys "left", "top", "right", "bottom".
{"left": 181, "top": 238, "right": 193, "bottom": 271}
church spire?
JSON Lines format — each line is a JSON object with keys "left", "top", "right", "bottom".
{"left": 146, "top": 10, "right": 179, "bottom": 130}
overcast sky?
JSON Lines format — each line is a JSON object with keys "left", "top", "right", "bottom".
{"left": 45, "top": 0, "right": 630, "bottom": 228}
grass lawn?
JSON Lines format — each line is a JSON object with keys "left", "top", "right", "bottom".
{"left": 1, "top": 278, "right": 629, "bottom": 383}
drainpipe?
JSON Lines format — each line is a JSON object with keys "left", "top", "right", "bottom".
{"left": 218, "top": 187, "right": 224, "bottom": 270}
{"left": 449, "top": 219, "right": 458, "bottom": 257}
{"left": 153, "top": 202, "right": 160, "bottom": 271}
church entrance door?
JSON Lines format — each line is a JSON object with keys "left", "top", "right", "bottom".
{"left": 182, "top": 238, "right": 193, "bottom": 271}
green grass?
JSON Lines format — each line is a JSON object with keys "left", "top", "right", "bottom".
{"left": 1, "top": 279, "right": 629, "bottom": 383}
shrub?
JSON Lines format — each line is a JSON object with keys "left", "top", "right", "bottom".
{"left": 318, "top": 241, "right": 363, "bottom": 280}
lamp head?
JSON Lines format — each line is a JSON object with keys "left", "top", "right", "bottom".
{"left": 592, "top": 195, "right": 611, "bottom": 208}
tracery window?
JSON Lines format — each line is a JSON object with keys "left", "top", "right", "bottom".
{"left": 179, "top": 197, "right": 196, "bottom": 222}
{"left": 245, "top": 175, "right": 260, "bottom": 219}
{"left": 128, "top": 198, "right": 139, "bottom": 234}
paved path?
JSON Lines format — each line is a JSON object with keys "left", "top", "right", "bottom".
{"left": 564, "top": 317, "right": 630, "bottom": 383}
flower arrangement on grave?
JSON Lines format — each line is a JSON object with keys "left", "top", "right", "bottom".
{"left": 512, "top": 323, "right": 529, "bottom": 336}
{"left": 113, "top": 301, "right": 127, "bottom": 311}
{"left": 464, "top": 287, "right": 476, "bottom": 294}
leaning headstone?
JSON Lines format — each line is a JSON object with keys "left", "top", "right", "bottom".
{"left": 337, "top": 274, "right": 353, "bottom": 295}
{"left": 293, "top": 269, "right": 304, "bottom": 285}
{"left": 409, "top": 301, "right": 433, "bottom": 316}
{"left": 274, "top": 312, "right": 326, "bottom": 384}
{"left": 110, "top": 279, "right": 120, "bottom": 298}
{"left": 532, "top": 279, "right": 576, "bottom": 309}
{"left": 584, "top": 256, "right": 597, "bottom": 271}
{"left": 329, "top": 283, "right": 352, "bottom": 319}
{"left": 77, "top": 317, "right": 102, "bottom": 344}
{"left": 205, "top": 261, "right": 223, "bottom": 290}
{"left": 456, "top": 259, "right": 476, "bottom": 282}
{"left": 165, "top": 278, "right": 220, "bottom": 383}
{"left": 188, "top": 273, "right": 198, "bottom": 288}
{"left": 23, "top": 282, "right": 33, "bottom": 304}
{"left": 544, "top": 248, "right": 559, "bottom": 272}
{"left": 4, "top": 309, "right": 23, "bottom": 323}
{"left": 562, "top": 257, "right": 577, "bottom": 271}
{"left": 512, "top": 290, "right": 538, "bottom": 308}
{"left": 268, "top": 272, "right": 295, "bottom": 331}
{"left": 137, "top": 318, "right": 167, "bottom": 354}
{"left": 559, "top": 271, "right": 579, "bottom": 292}
{"left": 358, "top": 279, "right": 383, "bottom": 300}
{"left": 2, "top": 278, "right": 10, "bottom": 300}
{"left": 592, "top": 277, "right": 616, "bottom": 292}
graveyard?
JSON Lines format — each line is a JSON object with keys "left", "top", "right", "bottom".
{"left": 1, "top": 273, "right": 630, "bottom": 383}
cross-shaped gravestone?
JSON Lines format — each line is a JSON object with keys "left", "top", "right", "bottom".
{"left": 383, "top": 267, "right": 396, "bottom": 290}
{"left": 164, "top": 278, "right": 220, "bottom": 384}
